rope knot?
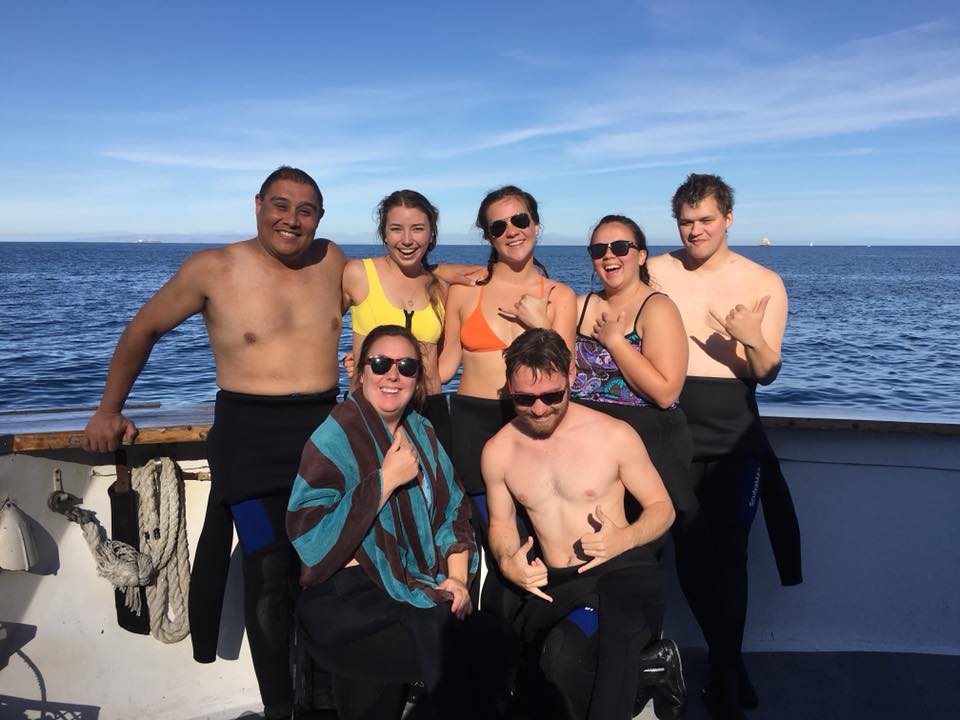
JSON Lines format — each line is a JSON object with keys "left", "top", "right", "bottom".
{"left": 50, "top": 457, "right": 192, "bottom": 643}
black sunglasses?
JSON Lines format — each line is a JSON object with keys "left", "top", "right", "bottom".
{"left": 366, "top": 355, "right": 420, "bottom": 378}
{"left": 587, "top": 240, "right": 641, "bottom": 260}
{"left": 509, "top": 389, "right": 566, "bottom": 407}
{"left": 488, "top": 212, "right": 532, "bottom": 239}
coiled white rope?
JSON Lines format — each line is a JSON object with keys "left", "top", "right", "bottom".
{"left": 48, "top": 458, "right": 191, "bottom": 643}
{"left": 132, "top": 458, "right": 191, "bottom": 643}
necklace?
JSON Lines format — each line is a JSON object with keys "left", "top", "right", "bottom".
{"left": 384, "top": 258, "right": 424, "bottom": 310}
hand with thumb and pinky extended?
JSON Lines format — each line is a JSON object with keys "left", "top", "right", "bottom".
{"left": 381, "top": 427, "right": 419, "bottom": 494}
{"left": 504, "top": 536, "right": 553, "bottom": 602}
{"left": 578, "top": 505, "right": 629, "bottom": 573}
{"left": 593, "top": 309, "right": 629, "bottom": 348}
{"left": 499, "top": 285, "right": 556, "bottom": 329}
{"left": 710, "top": 294, "right": 770, "bottom": 349}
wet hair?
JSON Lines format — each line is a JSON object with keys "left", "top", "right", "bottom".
{"left": 503, "top": 329, "right": 571, "bottom": 383}
{"left": 474, "top": 185, "right": 550, "bottom": 285}
{"left": 376, "top": 190, "right": 443, "bottom": 321}
{"left": 670, "top": 173, "right": 734, "bottom": 219}
{"left": 357, "top": 324, "right": 428, "bottom": 411}
{"left": 590, "top": 214, "right": 650, "bottom": 285}
{"left": 258, "top": 166, "right": 323, "bottom": 210}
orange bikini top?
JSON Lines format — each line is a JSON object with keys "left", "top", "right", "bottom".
{"left": 459, "top": 276, "right": 546, "bottom": 352}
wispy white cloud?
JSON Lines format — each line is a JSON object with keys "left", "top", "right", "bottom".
{"left": 100, "top": 138, "right": 404, "bottom": 174}
{"left": 427, "top": 118, "right": 611, "bottom": 158}
{"left": 550, "top": 155, "right": 724, "bottom": 177}
{"left": 4, "top": 8, "right": 959, "bottom": 239}
{"left": 84, "top": 23, "right": 959, "bottom": 177}
{"left": 633, "top": 0, "right": 701, "bottom": 29}
{"left": 63, "top": 81, "right": 475, "bottom": 126}
{"left": 498, "top": 50, "right": 586, "bottom": 71}
{"left": 566, "top": 21, "right": 960, "bottom": 159}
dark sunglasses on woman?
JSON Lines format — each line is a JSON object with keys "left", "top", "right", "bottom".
{"left": 587, "top": 240, "right": 641, "bottom": 260}
{"left": 366, "top": 355, "right": 420, "bottom": 377}
{"left": 489, "top": 212, "right": 531, "bottom": 239}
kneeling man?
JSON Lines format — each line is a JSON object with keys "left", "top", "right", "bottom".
{"left": 482, "top": 328, "right": 684, "bottom": 720}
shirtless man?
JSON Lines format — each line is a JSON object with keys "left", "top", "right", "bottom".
{"left": 648, "top": 173, "right": 802, "bottom": 720}
{"left": 82, "top": 166, "right": 345, "bottom": 720}
{"left": 482, "top": 328, "right": 684, "bottom": 720}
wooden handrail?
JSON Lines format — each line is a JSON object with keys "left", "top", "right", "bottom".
{"left": 1, "top": 424, "right": 210, "bottom": 454}
{"left": 2, "top": 411, "right": 958, "bottom": 455}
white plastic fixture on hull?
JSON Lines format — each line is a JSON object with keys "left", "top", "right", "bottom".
{"left": 0, "top": 496, "right": 39, "bottom": 572}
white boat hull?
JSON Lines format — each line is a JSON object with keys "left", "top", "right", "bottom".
{"left": 2, "top": 413, "right": 959, "bottom": 718}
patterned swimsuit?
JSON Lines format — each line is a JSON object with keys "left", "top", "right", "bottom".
{"left": 571, "top": 292, "right": 672, "bottom": 407}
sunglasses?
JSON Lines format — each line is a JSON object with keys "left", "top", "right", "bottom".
{"left": 366, "top": 355, "right": 420, "bottom": 378}
{"left": 488, "top": 212, "right": 532, "bottom": 239}
{"left": 509, "top": 389, "right": 566, "bottom": 407}
{"left": 587, "top": 240, "right": 641, "bottom": 260}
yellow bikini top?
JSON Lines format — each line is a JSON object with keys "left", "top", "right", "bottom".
{"left": 349, "top": 258, "right": 444, "bottom": 343}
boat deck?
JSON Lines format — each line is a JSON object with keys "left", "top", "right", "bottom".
{"left": 181, "top": 649, "right": 960, "bottom": 719}
{"left": 635, "top": 648, "right": 960, "bottom": 720}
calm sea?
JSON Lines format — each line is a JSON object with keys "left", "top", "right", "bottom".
{"left": 2, "top": 242, "right": 958, "bottom": 423}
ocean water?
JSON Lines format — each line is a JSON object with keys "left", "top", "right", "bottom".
{"left": 1, "top": 241, "right": 958, "bottom": 423}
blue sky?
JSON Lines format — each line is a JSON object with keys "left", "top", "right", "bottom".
{"left": 1, "top": 1, "right": 957, "bottom": 245}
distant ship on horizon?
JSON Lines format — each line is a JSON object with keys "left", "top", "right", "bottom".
{"left": 760, "top": 236, "right": 771, "bottom": 247}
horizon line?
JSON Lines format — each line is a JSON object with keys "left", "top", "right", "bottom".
{"left": 1, "top": 238, "right": 958, "bottom": 248}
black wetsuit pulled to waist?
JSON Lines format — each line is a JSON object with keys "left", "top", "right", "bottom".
{"left": 208, "top": 387, "right": 339, "bottom": 505}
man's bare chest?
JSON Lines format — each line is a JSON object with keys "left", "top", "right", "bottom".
{"left": 669, "top": 279, "right": 755, "bottom": 336}
{"left": 507, "top": 445, "right": 617, "bottom": 508}
{"left": 206, "top": 271, "right": 341, "bottom": 341}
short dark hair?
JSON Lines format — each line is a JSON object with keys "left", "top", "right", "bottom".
{"left": 671, "top": 173, "right": 734, "bottom": 219}
{"left": 258, "top": 166, "right": 323, "bottom": 210}
{"left": 590, "top": 214, "right": 650, "bottom": 285}
{"left": 504, "top": 329, "right": 570, "bottom": 382}
{"left": 356, "top": 324, "right": 428, "bottom": 411}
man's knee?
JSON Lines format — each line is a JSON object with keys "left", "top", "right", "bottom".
{"left": 538, "top": 616, "right": 597, "bottom": 720}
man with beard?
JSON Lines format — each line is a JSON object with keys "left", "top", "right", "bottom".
{"left": 481, "top": 328, "right": 684, "bottom": 720}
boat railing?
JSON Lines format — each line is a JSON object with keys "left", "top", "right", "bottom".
{"left": 3, "top": 400, "right": 959, "bottom": 455}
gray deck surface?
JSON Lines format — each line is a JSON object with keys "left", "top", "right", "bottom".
{"left": 221, "top": 649, "right": 960, "bottom": 719}
{"left": 632, "top": 649, "right": 960, "bottom": 720}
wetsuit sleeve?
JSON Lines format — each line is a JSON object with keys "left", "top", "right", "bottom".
{"left": 286, "top": 419, "right": 383, "bottom": 584}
